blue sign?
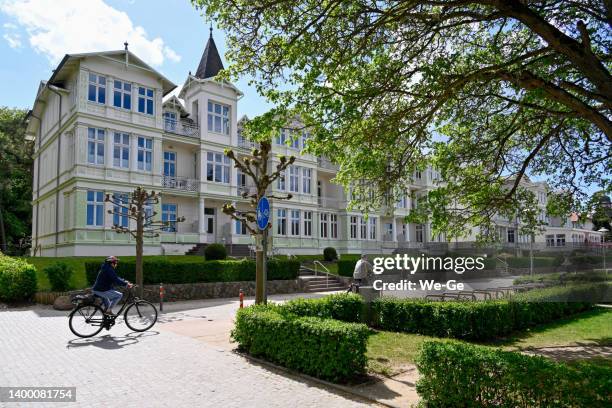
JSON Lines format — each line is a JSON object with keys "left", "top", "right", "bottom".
{"left": 256, "top": 197, "right": 270, "bottom": 230}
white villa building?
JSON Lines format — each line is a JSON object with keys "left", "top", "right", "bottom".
{"left": 26, "top": 34, "right": 604, "bottom": 257}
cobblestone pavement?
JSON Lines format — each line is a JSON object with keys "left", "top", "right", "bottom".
{"left": 0, "top": 293, "right": 374, "bottom": 408}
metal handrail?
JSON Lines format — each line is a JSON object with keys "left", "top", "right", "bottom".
{"left": 313, "top": 260, "right": 331, "bottom": 288}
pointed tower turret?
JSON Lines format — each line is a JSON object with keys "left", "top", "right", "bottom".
{"left": 195, "top": 26, "right": 224, "bottom": 79}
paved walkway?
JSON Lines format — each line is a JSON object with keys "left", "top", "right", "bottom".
{"left": 0, "top": 293, "right": 377, "bottom": 408}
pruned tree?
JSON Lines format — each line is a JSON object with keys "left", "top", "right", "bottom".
{"left": 222, "top": 139, "right": 295, "bottom": 304}
{"left": 105, "top": 187, "right": 184, "bottom": 296}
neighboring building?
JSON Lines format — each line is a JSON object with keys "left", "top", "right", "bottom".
{"left": 26, "top": 35, "right": 604, "bottom": 257}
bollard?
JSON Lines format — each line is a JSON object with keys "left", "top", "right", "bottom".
{"left": 239, "top": 289, "right": 244, "bottom": 309}
{"left": 159, "top": 283, "right": 164, "bottom": 312}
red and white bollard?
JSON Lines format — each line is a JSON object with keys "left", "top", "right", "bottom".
{"left": 239, "top": 289, "right": 244, "bottom": 309}
{"left": 159, "top": 283, "right": 165, "bottom": 312}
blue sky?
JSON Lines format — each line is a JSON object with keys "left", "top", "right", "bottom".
{"left": 0, "top": 0, "right": 272, "bottom": 117}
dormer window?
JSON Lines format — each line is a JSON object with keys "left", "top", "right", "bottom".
{"left": 207, "top": 101, "right": 229, "bottom": 135}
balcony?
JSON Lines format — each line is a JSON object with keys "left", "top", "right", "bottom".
{"left": 161, "top": 176, "right": 198, "bottom": 192}
{"left": 237, "top": 137, "right": 259, "bottom": 150}
{"left": 317, "top": 196, "right": 347, "bottom": 209}
{"left": 237, "top": 186, "right": 257, "bottom": 197}
{"left": 163, "top": 118, "right": 199, "bottom": 138}
{"left": 317, "top": 157, "right": 339, "bottom": 172}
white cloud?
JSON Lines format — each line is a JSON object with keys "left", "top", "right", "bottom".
{"left": 0, "top": 0, "right": 181, "bottom": 66}
{"left": 3, "top": 31, "right": 21, "bottom": 48}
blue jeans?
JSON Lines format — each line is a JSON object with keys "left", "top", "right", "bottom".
{"left": 93, "top": 289, "right": 123, "bottom": 311}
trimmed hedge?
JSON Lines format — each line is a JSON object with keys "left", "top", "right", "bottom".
{"left": 85, "top": 258, "right": 300, "bottom": 285}
{"left": 204, "top": 243, "right": 227, "bottom": 260}
{"left": 323, "top": 247, "right": 338, "bottom": 261}
{"left": 43, "top": 262, "right": 74, "bottom": 292}
{"left": 417, "top": 341, "right": 612, "bottom": 407}
{"left": 515, "top": 272, "right": 612, "bottom": 285}
{"left": 337, "top": 259, "right": 356, "bottom": 277}
{"left": 282, "top": 293, "right": 364, "bottom": 323}
{"left": 372, "top": 283, "right": 609, "bottom": 340}
{"left": 231, "top": 305, "right": 370, "bottom": 382}
{"left": 0, "top": 255, "right": 37, "bottom": 302}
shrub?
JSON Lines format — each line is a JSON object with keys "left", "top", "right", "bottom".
{"left": 506, "top": 256, "right": 561, "bottom": 268}
{"left": 204, "top": 243, "right": 227, "bottom": 260}
{"left": 416, "top": 341, "right": 612, "bottom": 407}
{"left": 85, "top": 258, "right": 300, "bottom": 285}
{"left": 323, "top": 247, "right": 338, "bottom": 262}
{"left": 372, "top": 283, "right": 609, "bottom": 340}
{"left": 232, "top": 305, "right": 370, "bottom": 382}
{"left": 43, "top": 262, "right": 74, "bottom": 292}
{"left": 0, "top": 255, "right": 37, "bottom": 302}
{"left": 515, "top": 272, "right": 611, "bottom": 285}
{"left": 337, "top": 259, "right": 356, "bottom": 277}
{"left": 282, "top": 293, "right": 364, "bottom": 323}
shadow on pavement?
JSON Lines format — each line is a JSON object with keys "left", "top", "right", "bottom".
{"left": 66, "top": 331, "right": 160, "bottom": 350}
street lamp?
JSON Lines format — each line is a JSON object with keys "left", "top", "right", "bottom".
{"left": 598, "top": 227, "right": 609, "bottom": 276}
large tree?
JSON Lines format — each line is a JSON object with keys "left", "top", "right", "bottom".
{"left": 193, "top": 0, "right": 611, "bottom": 240}
{"left": 0, "top": 107, "right": 33, "bottom": 255}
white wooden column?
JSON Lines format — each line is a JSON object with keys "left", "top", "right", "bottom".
{"left": 392, "top": 217, "right": 398, "bottom": 242}
{"left": 198, "top": 197, "right": 206, "bottom": 241}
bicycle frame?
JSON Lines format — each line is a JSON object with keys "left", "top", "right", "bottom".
{"left": 80, "top": 286, "right": 140, "bottom": 326}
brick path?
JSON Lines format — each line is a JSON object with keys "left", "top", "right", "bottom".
{"left": 0, "top": 295, "right": 374, "bottom": 408}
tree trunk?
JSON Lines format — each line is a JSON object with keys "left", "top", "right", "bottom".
{"left": 136, "top": 212, "right": 144, "bottom": 298}
{"left": 255, "top": 233, "right": 264, "bottom": 304}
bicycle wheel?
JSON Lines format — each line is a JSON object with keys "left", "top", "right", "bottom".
{"left": 124, "top": 300, "right": 158, "bottom": 332}
{"left": 69, "top": 304, "right": 105, "bottom": 338}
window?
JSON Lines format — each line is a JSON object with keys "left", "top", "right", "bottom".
{"left": 415, "top": 171, "right": 422, "bottom": 180}
{"left": 385, "top": 223, "right": 393, "bottom": 239}
{"left": 556, "top": 234, "right": 566, "bottom": 247}
{"left": 369, "top": 218, "right": 377, "bottom": 240}
{"left": 137, "top": 137, "right": 152, "bottom": 171}
{"left": 360, "top": 217, "right": 367, "bottom": 239}
{"left": 86, "top": 190, "right": 104, "bottom": 226}
{"left": 330, "top": 214, "right": 338, "bottom": 239}
{"left": 162, "top": 204, "right": 177, "bottom": 232}
{"left": 507, "top": 228, "right": 515, "bottom": 244}
{"left": 88, "top": 73, "right": 106, "bottom": 104}
{"left": 143, "top": 199, "right": 154, "bottom": 226}
{"left": 416, "top": 224, "right": 424, "bottom": 243}
{"left": 277, "top": 209, "right": 287, "bottom": 235}
{"left": 397, "top": 193, "right": 407, "bottom": 208}
{"left": 207, "top": 101, "right": 230, "bottom": 134}
{"left": 237, "top": 170, "right": 246, "bottom": 187}
{"left": 301, "top": 131, "right": 310, "bottom": 149}
{"left": 276, "top": 129, "right": 287, "bottom": 145}
{"left": 113, "top": 80, "right": 131, "bottom": 110}
{"left": 289, "top": 166, "right": 299, "bottom": 193}
{"left": 112, "top": 193, "right": 129, "bottom": 228}
{"left": 546, "top": 234, "right": 555, "bottom": 247}
{"left": 87, "top": 128, "right": 105, "bottom": 165}
{"left": 290, "top": 130, "right": 300, "bottom": 149}
{"left": 235, "top": 220, "right": 247, "bottom": 235}
{"left": 290, "top": 210, "right": 300, "bottom": 236}
{"left": 320, "top": 213, "right": 328, "bottom": 238}
{"left": 113, "top": 133, "right": 130, "bottom": 168}
{"left": 303, "top": 211, "right": 312, "bottom": 236}
{"left": 163, "top": 112, "right": 177, "bottom": 131}
{"left": 350, "top": 216, "right": 358, "bottom": 239}
{"left": 138, "top": 87, "right": 154, "bottom": 115}
{"left": 164, "top": 151, "right": 176, "bottom": 177}
{"left": 206, "top": 152, "right": 230, "bottom": 183}
{"left": 277, "top": 170, "right": 286, "bottom": 190}
{"left": 302, "top": 168, "right": 311, "bottom": 194}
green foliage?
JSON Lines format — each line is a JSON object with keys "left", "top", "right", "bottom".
{"left": 204, "top": 243, "right": 227, "bottom": 260}
{"left": 570, "top": 254, "right": 603, "bottom": 267}
{"left": 43, "top": 262, "right": 74, "bottom": 292}
{"left": 84, "top": 258, "right": 300, "bottom": 285}
{"left": 337, "top": 259, "right": 356, "bottom": 277}
{"left": 322, "top": 247, "right": 338, "bottom": 261}
{"left": 506, "top": 256, "right": 563, "bottom": 268}
{"left": 282, "top": 293, "right": 364, "bottom": 323}
{"left": 231, "top": 305, "right": 370, "bottom": 382}
{"left": 372, "top": 284, "right": 609, "bottom": 340}
{"left": 514, "top": 272, "right": 611, "bottom": 285}
{"left": 0, "top": 254, "right": 37, "bottom": 301}
{"left": 416, "top": 341, "right": 612, "bottom": 407}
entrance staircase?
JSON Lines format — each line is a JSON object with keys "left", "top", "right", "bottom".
{"left": 298, "top": 263, "right": 347, "bottom": 292}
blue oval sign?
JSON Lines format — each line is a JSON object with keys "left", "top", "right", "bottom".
{"left": 256, "top": 197, "right": 270, "bottom": 230}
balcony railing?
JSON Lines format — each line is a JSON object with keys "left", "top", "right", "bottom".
{"left": 163, "top": 118, "right": 199, "bottom": 138}
{"left": 237, "top": 186, "right": 257, "bottom": 197}
{"left": 237, "top": 137, "right": 259, "bottom": 150}
{"left": 161, "top": 176, "right": 198, "bottom": 192}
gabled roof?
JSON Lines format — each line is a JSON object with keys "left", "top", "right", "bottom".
{"left": 48, "top": 49, "right": 177, "bottom": 95}
{"left": 195, "top": 28, "right": 224, "bottom": 79}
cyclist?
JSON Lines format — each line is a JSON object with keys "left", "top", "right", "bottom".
{"left": 92, "top": 256, "right": 132, "bottom": 315}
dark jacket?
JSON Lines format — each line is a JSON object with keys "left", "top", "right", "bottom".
{"left": 92, "top": 262, "right": 128, "bottom": 292}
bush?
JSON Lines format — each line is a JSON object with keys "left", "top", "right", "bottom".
{"left": 0, "top": 255, "right": 37, "bottom": 302}
{"left": 43, "top": 262, "right": 74, "bottom": 292}
{"left": 85, "top": 258, "right": 300, "bottom": 285}
{"left": 372, "top": 283, "right": 609, "bottom": 340}
{"left": 232, "top": 305, "right": 370, "bottom": 382}
{"left": 514, "top": 272, "right": 611, "bottom": 285}
{"left": 282, "top": 293, "right": 364, "bottom": 323}
{"left": 416, "top": 341, "right": 612, "bottom": 407}
{"left": 506, "top": 256, "right": 562, "bottom": 268}
{"left": 337, "top": 259, "right": 356, "bottom": 277}
{"left": 323, "top": 247, "right": 338, "bottom": 262}
{"left": 204, "top": 243, "right": 227, "bottom": 260}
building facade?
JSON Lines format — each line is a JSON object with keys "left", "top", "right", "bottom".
{"left": 27, "top": 36, "right": 604, "bottom": 257}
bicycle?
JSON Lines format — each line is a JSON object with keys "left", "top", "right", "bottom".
{"left": 68, "top": 285, "right": 158, "bottom": 338}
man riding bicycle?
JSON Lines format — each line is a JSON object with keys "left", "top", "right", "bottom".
{"left": 92, "top": 256, "right": 133, "bottom": 315}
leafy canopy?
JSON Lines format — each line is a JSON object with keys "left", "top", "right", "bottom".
{"left": 193, "top": 0, "right": 611, "bottom": 240}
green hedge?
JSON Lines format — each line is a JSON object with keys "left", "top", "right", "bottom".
{"left": 372, "top": 283, "right": 609, "bottom": 340}
{"left": 0, "top": 255, "right": 37, "bottom": 302}
{"left": 231, "top": 305, "right": 370, "bottom": 382}
{"left": 337, "top": 259, "right": 357, "bottom": 277}
{"left": 85, "top": 258, "right": 300, "bottom": 285}
{"left": 506, "top": 256, "right": 563, "bottom": 268}
{"left": 43, "top": 262, "right": 74, "bottom": 292}
{"left": 515, "top": 272, "right": 612, "bottom": 285}
{"left": 281, "top": 293, "right": 364, "bottom": 323}
{"left": 417, "top": 341, "right": 612, "bottom": 407}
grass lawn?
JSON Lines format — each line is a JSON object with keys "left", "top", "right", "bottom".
{"left": 366, "top": 307, "right": 612, "bottom": 377}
